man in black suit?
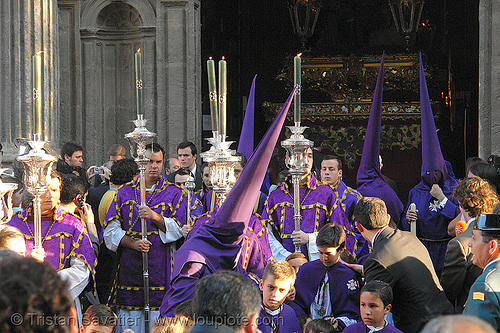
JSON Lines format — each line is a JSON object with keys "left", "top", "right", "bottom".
{"left": 353, "top": 197, "right": 455, "bottom": 333}
{"left": 169, "top": 141, "right": 203, "bottom": 191}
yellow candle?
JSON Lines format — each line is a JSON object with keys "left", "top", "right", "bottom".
{"left": 207, "top": 57, "right": 219, "bottom": 132}
{"left": 32, "top": 51, "right": 43, "bottom": 136}
{"left": 218, "top": 57, "right": 227, "bottom": 136}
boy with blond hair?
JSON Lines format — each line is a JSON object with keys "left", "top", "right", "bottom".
{"left": 258, "top": 260, "right": 301, "bottom": 333}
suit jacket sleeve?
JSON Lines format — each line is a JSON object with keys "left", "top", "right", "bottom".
{"left": 440, "top": 238, "right": 466, "bottom": 302}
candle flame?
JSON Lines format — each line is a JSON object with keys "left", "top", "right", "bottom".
{"left": 209, "top": 56, "right": 213, "bottom": 60}
{"left": 297, "top": 53, "right": 302, "bottom": 57}
{"left": 36, "top": 51, "right": 43, "bottom": 56}
{"left": 137, "top": 48, "right": 141, "bottom": 53}
{"left": 222, "top": 56, "right": 225, "bottom": 60}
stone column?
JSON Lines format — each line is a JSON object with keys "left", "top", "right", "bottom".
{"left": 0, "top": 0, "right": 59, "bottom": 152}
{"left": 156, "top": 0, "right": 202, "bottom": 157}
{"left": 479, "top": 0, "right": 500, "bottom": 158}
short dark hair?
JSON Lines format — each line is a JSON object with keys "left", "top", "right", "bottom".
{"left": 176, "top": 168, "right": 191, "bottom": 177}
{"left": 61, "top": 142, "right": 83, "bottom": 159}
{"left": 174, "top": 299, "right": 194, "bottom": 319}
{"left": 469, "top": 162, "right": 500, "bottom": 192}
{"left": 177, "top": 141, "right": 197, "bottom": 156}
{"left": 304, "top": 319, "right": 336, "bottom": 333}
{"left": 321, "top": 155, "right": 343, "bottom": 170}
{"left": 60, "top": 174, "right": 90, "bottom": 204}
{"left": 354, "top": 197, "right": 388, "bottom": 230}
{"left": 0, "top": 256, "right": 74, "bottom": 333}
{"left": 361, "top": 280, "right": 393, "bottom": 308}
{"left": 201, "top": 162, "right": 209, "bottom": 172}
{"left": 146, "top": 143, "right": 165, "bottom": 159}
{"left": 465, "top": 156, "right": 484, "bottom": 174}
{"left": 192, "top": 271, "right": 261, "bottom": 330}
{"left": 82, "top": 304, "right": 117, "bottom": 331}
{"left": 235, "top": 152, "right": 247, "bottom": 168}
{"left": 110, "top": 158, "right": 139, "bottom": 185}
{"left": 316, "top": 224, "right": 346, "bottom": 249}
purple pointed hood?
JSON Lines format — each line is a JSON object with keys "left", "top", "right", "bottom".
{"left": 237, "top": 75, "right": 257, "bottom": 161}
{"left": 356, "top": 53, "right": 404, "bottom": 225}
{"left": 419, "top": 54, "right": 447, "bottom": 180}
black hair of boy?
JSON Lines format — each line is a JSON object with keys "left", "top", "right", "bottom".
{"left": 316, "top": 223, "right": 346, "bottom": 250}
{"left": 110, "top": 158, "right": 139, "bottom": 185}
{"left": 361, "top": 280, "right": 393, "bottom": 308}
{"left": 82, "top": 304, "right": 117, "bottom": 332}
{"left": 304, "top": 318, "right": 336, "bottom": 333}
{"left": 262, "top": 260, "right": 296, "bottom": 283}
{"left": 60, "top": 174, "right": 90, "bottom": 204}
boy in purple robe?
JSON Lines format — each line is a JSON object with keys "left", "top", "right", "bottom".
{"left": 291, "top": 224, "right": 361, "bottom": 331}
{"left": 356, "top": 54, "right": 404, "bottom": 228}
{"left": 258, "top": 261, "right": 301, "bottom": 333}
{"left": 263, "top": 149, "right": 354, "bottom": 261}
{"left": 102, "top": 143, "right": 186, "bottom": 332}
{"left": 401, "top": 55, "right": 460, "bottom": 277}
{"left": 7, "top": 170, "right": 96, "bottom": 322}
{"left": 320, "top": 155, "right": 369, "bottom": 260}
{"left": 160, "top": 87, "right": 296, "bottom": 318}
{"left": 343, "top": 280, "right": 403, "bottom": 333}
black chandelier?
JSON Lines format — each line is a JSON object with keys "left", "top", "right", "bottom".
{"left": 388, "top": 0, "right": 425, "bottom": 50}
{"left": 288, "top": 0, "right": 322, "bottom": 50}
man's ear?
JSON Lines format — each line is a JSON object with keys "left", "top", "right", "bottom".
{"left": 338, "top": 169, "right": 343, "bottom": 179}
{"left": 384, "top": 304, "right": 392, "bottom": 315}
{"left": 243, "top": 313, "right": 259, "bottom": 333}
{"left": 64, "top": 154, "right": 70, "bottom": 163}
{"left": 259, "top": 279, "right": 263, "bottom": 292}
{"left": 355, "top": 221, "right": 364, "bottom": 233}
{"left": 489, "top": 239, "right": 500, "bottom": 255}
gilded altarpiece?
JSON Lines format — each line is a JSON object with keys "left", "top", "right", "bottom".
{"left": 264, "top": 54, "right": 443, "bottom": 203}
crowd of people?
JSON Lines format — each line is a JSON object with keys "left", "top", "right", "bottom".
{"left": 1, "top": 65, "right": 500, "bottom": 332}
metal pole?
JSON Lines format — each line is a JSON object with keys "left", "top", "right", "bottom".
{"left": 292, "top": 174, "right": 302, "bottom": 253}
{"left": 138, "top": 165, "right": 150, "bottom": 332}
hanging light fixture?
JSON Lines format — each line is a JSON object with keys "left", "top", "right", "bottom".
{"left": 288, "top": 0, "right": 322, "bottom": 50}
{"left": 388, "top": 0, "right": 425, "bottom": 50}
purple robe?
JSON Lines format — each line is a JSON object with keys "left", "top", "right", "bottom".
{"left": 190, "top": 189, "right": 206, "bottom": 219}
{"left": 401, "top": 181, "right": 460, "bottom": 276}
{"left": 332, "top": 180, "right": 370, "bottom": 259}
{"left": 291, "top": 259, "right": 361, "bottom": 328}
{"left": 258, "top": 304, "right": 301, "bottom": 333}
{"left": 343, "top": 321, "right": 403, "bottom": 333}
{"left": 103, "top": 176, "right": 186, "bottom": 310}
{"left": 262, "top": 174, "right": 354, "bottom": 257}
{"left": 7, "top": 205, "right": 96, "bottom": 275}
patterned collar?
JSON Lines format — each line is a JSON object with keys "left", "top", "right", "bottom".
{"left": 282, "top": 173, "right": 318, "bottom": 194}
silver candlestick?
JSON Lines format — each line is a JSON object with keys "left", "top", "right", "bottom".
{"left": 16, "top": 134, "right": 57, "bottom": 249}
{"left": 281, "top": 122, "right": 313, "bottom": 253}
{"left": 124, "top": 114, "right": 157, "bottom": 333}
{"left": 201, "top": 132, "right": 241, "bottom": 206}
{"left": 185, "top": 175, "right": 196, "bottom": 227}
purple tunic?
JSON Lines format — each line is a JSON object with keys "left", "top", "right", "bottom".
{"left": 7, "top": 205, "right": 96, "bottom": 275}
{"left": 262, "top": 174, "right": 354, "bottom": 257}
{"left": 401, "top": 181, "right": 460, "bottom": 276}
{"left": 103, "top": 176, "right": 186, "bottom": 310}
{"left": 332, "top": 181, "right": 370, "bottom": 259}
{"left": 190, "top": 189, "right": 206, "bottom": 219}
{"left": 343, "top": 321, "right": 403, "bottom": 333}
{"left": 258, "top": 304, "right": 301, "bottom": 333}
{"left": 291, "top": 259, "right": 361, "bottom": 328}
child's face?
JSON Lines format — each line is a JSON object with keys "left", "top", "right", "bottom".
{"left": 259, "top": 275, "right": 294, "bottom": 311}
{"left": 80, "top": 324, "right": 114, "bottom": 333}
{"left": 360, "top": 291, "right": 391, "bottom": 328}
{"left": 318, "top": 246, "right": 342, "bottom": 267}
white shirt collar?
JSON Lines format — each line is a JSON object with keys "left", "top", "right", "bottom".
{"left": 371, "top": 225, "right": 389, "bottom": 244}
{"left": 484, "top": 258, "right": 500, "bottom": 271}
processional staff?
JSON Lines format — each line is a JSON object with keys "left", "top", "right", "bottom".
{"left": 281, "top": 53, "right": 313, "bottom": 253}
{"left": 124, "top": 48, "right": 156, "bottom": 333}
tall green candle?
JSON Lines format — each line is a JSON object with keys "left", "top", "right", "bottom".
{"left": 33, "top": 51, "right": 43, "bottom": 136}
{"left": 135, "top": 48, "right": 143, "bottom": 116}
{"left": 207, "top": 57, "right": 219, "bottom": 132}
{"left": 294, "top": 53, "right": 302, "bottom": 124}
{"left": 218, "top": 57, "right": 227, "bottom": 136}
